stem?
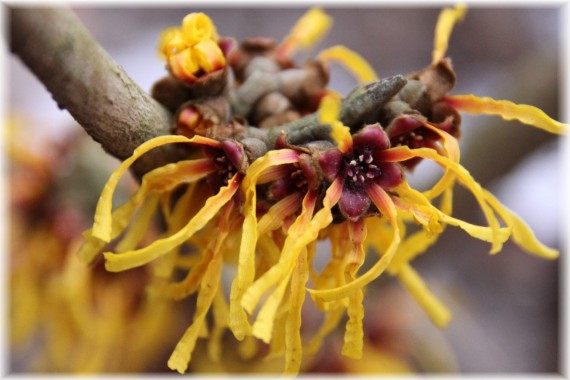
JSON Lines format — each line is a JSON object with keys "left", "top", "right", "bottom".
{"left": 265, "top": 75, "right": 408, "bottom": 147}
{"left": 9, "top": 7, "right": 189, "bottom": 177}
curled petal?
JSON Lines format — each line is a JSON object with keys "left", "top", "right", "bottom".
{"left": 483, "top": 189, "right": 559, "bottom": 259}
{"left": 193, "top": 40, "right": 226, "bottom": 73}
{"left": 284, "top": 253, "right": 308, "bottom": 374}
{"left": 168, "top": 49, "right": 199, "bottom": 81}
{"left": 229, "top": 149, "right": 300, "bottom": 340}
{"left": 181, "top": 12, "right": 218, "bottom": 45}
{"left": 159, "top": 27, "right": 187, "bottom": 58}
{"left": 92, "top": 135, "right": 204, "bottom": 242}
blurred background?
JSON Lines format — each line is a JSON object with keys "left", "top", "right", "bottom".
{"left": 6, "top": 4, "right": 566, "bottom": 374}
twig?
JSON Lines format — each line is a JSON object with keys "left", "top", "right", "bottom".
{"left": 9, "top": 7, "right": 189, "bottom": 177}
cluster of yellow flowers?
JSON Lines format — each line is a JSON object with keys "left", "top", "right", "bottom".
{"left": 159, "top": 12, "right": 226, "bottom": 83}
{"left": 78, "top": 5, "right": 566, "bottom": 374}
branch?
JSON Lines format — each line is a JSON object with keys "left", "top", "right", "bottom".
{"left": 9, "top": 7, "right": 189, "bottom": 177}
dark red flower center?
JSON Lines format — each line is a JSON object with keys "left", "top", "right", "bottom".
{"left": 342, "top": 149, "right": 382, "bottom": 189}
{"left": 213, "top": 153, "right": 238, "bottom": 185}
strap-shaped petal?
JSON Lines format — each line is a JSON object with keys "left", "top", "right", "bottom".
{"left": 277, "top": 7, "right": 332, "bottom": 58}
{"left": 103, "top": 174, "right": 240, "bottom": 271}
{"left": 229, "top": 149, "right": 300, "bottom": 340}
{"left": 483, "top": 189, "right": 559, "bottom": 259}
{"left": 445, "top": 94, "right": 568, "bottom": 134}
{"left": 318, "top": 45, "right": 378, "bottom": 83}
{"left": 308, "top": 183, "right": 399, "bottom": 301}
{"left": 284, "top": 253, "right": 308, "bottom": 374}
{"left": 397, "top": 263, "right": 452, "bottom": 328}
{"left": 92, "top": 135, "right": 217, "bottom": 242}
{"left": 432, "top": 4, "right": 467, "bottom": 64}
{"left": 318, "top": 92, "right": 353, "bottom": 154}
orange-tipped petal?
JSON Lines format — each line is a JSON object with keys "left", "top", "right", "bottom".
{"left": 445, "top": 94, "right": 568, "bottom": 134}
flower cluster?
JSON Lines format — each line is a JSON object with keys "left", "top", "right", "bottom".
{"left": 79, "top": 5, "right": 567, "bottom": 374}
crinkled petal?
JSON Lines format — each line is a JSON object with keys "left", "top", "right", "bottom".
{"left": 257, "top": 192, "right": 304, "bottom": 235}
{"left": 167, "top": 243, "right": 223, "bottom": 374}
{"left": 242, "top": 191, "right": 317, "bottom": 318}
{"left": 115, "top": 195, "right": 160, "bottom": 253}
{"left": 342, "top": 288, "right": 364, "bottom": 359}
{"left": 284, "top": 253, "right": 308, "bottom": 374}
{"left": 444, "top": 94, "right": 568, "bottom": 134}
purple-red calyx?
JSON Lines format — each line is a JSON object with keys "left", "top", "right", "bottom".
{"left": 318, "top": 124, "right": 403, "bottom": 221}
{"left": 386, "top": 112, "right": 458, "bottom": 170}
{"left": 203, "top": 139, "right": 248, "bottom": 192}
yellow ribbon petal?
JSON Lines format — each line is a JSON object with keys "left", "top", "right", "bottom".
{"left": 318, "top": 45, "right": 378, "bottom": 83}
{"left": 92, "top": 135, "right": 209, "bottom": 242}
{"left": 229, "top": 149, "right": 300, "bottom": 340}
{"left": 308, "top": 183, "right": 399, "bottom": 302}
{"left": 318, "top": 92, "right": 353, "bottom": 154}
{"left": 483, "top": 189, "right": 559, "bottom": 259}
{"left": 398, "top": 263, "right": 452, "bottom": 328}
{"left": 432, "top": 4, "right": 467, "bottom": 64}
{"left": 284, "top": 253, "right": 308, "bottom": 374}
{"left": 103, "top": 174, "right": 240, "bottom": 272}
{"left": 445, "top": 94, "right": 568, "bottom": 134}
{"left": 278, "top": 7, "right": 332, "bottom": 58}
{"left": 167, "top": 237, "right": 224, "bottom": 374}
{"left": 383, "top": 146, "right": 506, "bottom": 253}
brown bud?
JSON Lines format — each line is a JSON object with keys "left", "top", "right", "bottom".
{"left": 410, "top": 58, "right": 456, "bottom": 103}
{"left": 151, "top": 76, "right": 194, "bottom": 113}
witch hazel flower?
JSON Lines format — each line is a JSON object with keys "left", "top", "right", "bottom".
{"left": 77, "top": 4, "right": 568, "bottom": 375}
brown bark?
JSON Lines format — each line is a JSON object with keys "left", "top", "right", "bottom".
{"left": 9, "top": 7, "right": 189, "bottom": 177}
